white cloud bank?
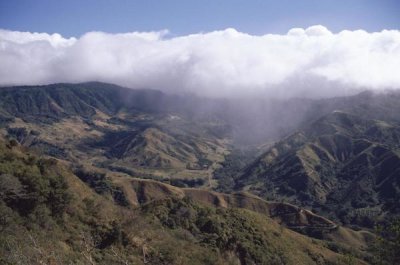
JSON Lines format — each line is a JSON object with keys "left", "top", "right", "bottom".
{"left": 0, "top": 26, "right": 399, "bottom": 98}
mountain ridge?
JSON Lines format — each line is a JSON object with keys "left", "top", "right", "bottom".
{"left": 237, "top": 110, "right": 400, "bottom": 228}
{"left": 1, "top": 81, "right": 400, "bottom": 263}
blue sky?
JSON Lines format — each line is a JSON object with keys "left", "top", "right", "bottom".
{"left": 0, "top": 0, "right": 399, "bottom": 37}
{"left": 1, "top": 0, "right": 400, "bottom": 96}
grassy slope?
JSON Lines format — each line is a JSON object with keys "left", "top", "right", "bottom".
{"left": 0, "top": 139, "right": 368, "bottom": 265}
{"left": 114, "top": 176, "right": 373, "bottom": 259}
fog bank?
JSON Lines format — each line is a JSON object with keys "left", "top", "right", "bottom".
{"left": 1, "top": 26, "right": 399, "bottom": 98}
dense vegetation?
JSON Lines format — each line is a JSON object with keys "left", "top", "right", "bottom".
{"left": 371, "top": 218, "right": 400, "bottom": 265}
{"left": 0, "top": 140, "right": 70, "bottom": 222}
{"left": 143, "top": 197, "right": 289, "bottom": 264}
{"left": 213, "top": 148, "right": 256, "bottom": 192}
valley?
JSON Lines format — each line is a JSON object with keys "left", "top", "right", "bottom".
{"left": 0, "top": 82, "right": 399, "bottom": 264}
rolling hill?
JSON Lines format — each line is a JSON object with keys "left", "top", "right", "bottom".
{"left": 0, "top": 137, "right": 372, "bottom": 264}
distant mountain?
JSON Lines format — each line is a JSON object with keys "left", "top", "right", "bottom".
{"left": 3, "top": 83, "right": 400, "bottom": 215}
{"left": 0, "top": 82, "right": 232, "bottom": 184}
{"left": 0, "top": 82, "right": 213, "bottom": 121}
{"left": 0, "top": 82, "right": 348, "bottom": 185}
{"left": 96, "top": 126, "right": 222, "bottom": 170}
{"left": 238, "top": 107, "right": 400, "bottom": 228}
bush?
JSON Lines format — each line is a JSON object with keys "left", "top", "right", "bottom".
{"left": 0, "top": 149, "right": 71, "bottom": 218}
{"left": 74, "top": 168, "right": 129, "bottom": 206}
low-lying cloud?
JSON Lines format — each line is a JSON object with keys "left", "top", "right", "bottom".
{"left": 1, "top": 26, "right": 399, "bottom": 98}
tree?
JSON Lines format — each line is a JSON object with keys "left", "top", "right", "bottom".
{"left": 0, "top": 174, "right": 26, "bottom": 201}
{"left": 372, "top": 218, "right": 400, "bottom": 265}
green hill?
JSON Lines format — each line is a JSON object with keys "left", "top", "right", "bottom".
{"left": 0, "top": 138, "right": 369, "bottom": 265}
